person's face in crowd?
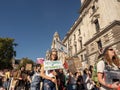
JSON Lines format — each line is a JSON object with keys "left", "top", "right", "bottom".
{"left": 51, "top": 51, "right": 57, "bottom": 60}
{"left": 86, "top": 69, "right": 89, "bottom": 74}
{"left": 69, "top": 72, "right": 73, "bottom": 76}
{"left": 37, "top": 66, "right": 41, "bottom": 72}
{"left": 59, "top": 69, "right": 63, "bottom": 73}
{"left": 107, "top": 48, "right": 115, "bottom": 57}
{"left": 21, "top": 66, "right": 25, "bottom": 71}
{"left": 78, "top": 72, "right": 81, "bottom": 76}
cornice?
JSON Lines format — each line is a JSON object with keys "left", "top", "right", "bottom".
{"left": 79, "top": 0, "right": 92, "bottom": 14}
{"left": 62, "top": 0, "right": 92, "bottom": 43}
{"left": 62, "top": 17, "right": 82, "bottom": 43}
{"left": 84, "top": 20, "right": 120, "bottom": 46}
{"left": 76, "top": 48, "right": 86, "bottom": 55}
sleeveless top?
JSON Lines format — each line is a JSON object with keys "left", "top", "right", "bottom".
{"left": 31, "top": 72, "right": 41, "bottom": 87}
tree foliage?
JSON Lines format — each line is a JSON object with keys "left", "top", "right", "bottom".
{"left": 0, "top": 37, "right": 17, "bottom": 69}
{"left": 18, "top": 57, "right": 34, "bottom": 69}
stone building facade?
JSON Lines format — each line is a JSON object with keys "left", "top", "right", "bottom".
{"left": 45, "top": 32, "right": 67, "bottom": 63}
{"left": 47, "top": 0, "right": 120, "bottom": 69}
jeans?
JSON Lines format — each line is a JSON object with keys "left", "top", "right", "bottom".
{"left": 43, "top": 79, "right": 56, "bottom": 90}
{"left": 67, "top": 84, "right": 77, "bottom": 90}
{"left": 30, "top": 86, "right": 40, "bottom": 90}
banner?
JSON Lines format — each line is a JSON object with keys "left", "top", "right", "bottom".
{"left": 44, "top": 60, "right": 64, "bottom": 70}
{"left": 66, "top": 57, "right": 82, "bottom": 73}
{"left": 55, "top": 40, "right": 68, "bottom": 53}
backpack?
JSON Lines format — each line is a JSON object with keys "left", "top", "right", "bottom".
{"left": 91, "top": 57, "right": 103, "bottom": 87}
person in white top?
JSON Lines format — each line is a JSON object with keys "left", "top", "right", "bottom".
{"left": 40, "top": 48, "right": 58, "bottom": 90}
{"left": 97, "top": 46, "right": 120, "bottom": 90}
{"left": 83, "top": 68, "right": 95, "bottom": 90}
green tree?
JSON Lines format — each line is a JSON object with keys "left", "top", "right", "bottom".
{"left": 18, "top": 57, "right": 34, "bottom": 70}
{"left": 0, "top": 37, "right": 17, "bottom": 69}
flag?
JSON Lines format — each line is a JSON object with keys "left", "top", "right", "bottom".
{"left": 55, "top": 40, "right": 68, "bottom": 53}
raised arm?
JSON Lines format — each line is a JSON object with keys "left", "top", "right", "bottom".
{"left": 40, "top": 66, "right": 56, "bottom": 84}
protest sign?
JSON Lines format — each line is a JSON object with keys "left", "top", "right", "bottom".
{"left": 66, "top": 57, "right": 82, "bottom": 73}
{"left": 37, "top": 58, "right": 44, "bottom": 64}
{"left": 44, "top": 60, "right": 63, "bottom": 70}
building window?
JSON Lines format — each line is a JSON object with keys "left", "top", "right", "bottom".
{"left": 74, "top": 34, "right": 76, "bottom": 40}
{"left": 78, "top": 37, "right": 82, "bottom": 51}
{"left": 104, "top": 34, "right": 109, "bottom": 43}
{"left": 97, "top": 40, "right": 102, "bottom": 50}
{"left": 69, "top": 39, "right": 71, "bottom": 45}
{"left": 94, "top": 19, "right": 100, "bottom": 32}
{"left": 84, "top": 54, "right": 87, "bottom": 61}
{"left": 90, "top": 43, "right": 95, "bottom": 51}
{"left": 81, "top": 55, "right": 83, "bottom": 61}
{"left": 80, "top": 40, "right": 82, "bottom": 49}
{"left": 69, "top": 46, "right": 72, "bottom": 56}
{"left": 78, "top": 29, "right": 81, "bottom": 35}
{"left": 75, "top": 44, "right": 77, "bottom": 55}
{"left": 92, "top": 5, "right": 96, "bottom": 13}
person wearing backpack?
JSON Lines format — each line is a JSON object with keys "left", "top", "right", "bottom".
{"left": 92, "top": 57, "right": 102, "bottom": 90}
{"left": 97, "top": 46, "right": 120, "bottom": 90}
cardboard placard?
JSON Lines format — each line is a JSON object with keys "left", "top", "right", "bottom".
{"left": 44, "top": 60, "right": 63, "bottom": 70}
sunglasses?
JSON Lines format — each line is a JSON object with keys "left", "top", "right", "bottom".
{"left": 52, "top": 54, "right": 57, "bottom": 56}
{"left": 108, "top": 49, "right": 113, "bottom": 51}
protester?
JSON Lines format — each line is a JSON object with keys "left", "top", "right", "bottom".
{"left": 83, "top": 68, "right": 95, "bottom": 90}
{"left": 88, "top": 65, "right": 93, "bottom": 78}
{"left": 40, "top": 48, "right": 58, "bottom": 90}
{"left": 65, "top": 70, "right": 70, "bottom": 90}
{"left": 97, "top": 46, "right": 120, "bottom": 90}
{"left": 0, "top": 70, "right": 5, "bottom": 90}
{"left": 30, "top": 64, "right": 42, "bottom": 90}
{"left": 15, "top": 66, "right": 27, "bottom": 90}
{"left": 67, "top": 72, "right": 76, "bottom": 90}
{"left": 75, "top": 71, "right": 85, "bottom": 90}
{"left": 57, "top": 69, "right": 66, "bottom": 90}
{"left": 2, "top": 69, "right": 10, "bottom": 90}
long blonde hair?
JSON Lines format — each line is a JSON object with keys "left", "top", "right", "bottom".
{"left": 49, "top": 48, "right": 58, "bottom": 60}
{"left": 104, "top": 49, "right": 120, "bottom": 67}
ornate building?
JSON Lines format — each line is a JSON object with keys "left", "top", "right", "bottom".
{"left": 47, "top": 0, "right": 120, "bottom": 69}
{"left": 45, "top": 32, "right": 67, "bottom": 64}
{"left": 63, "top": 0, "right": 120, "bottom": 69}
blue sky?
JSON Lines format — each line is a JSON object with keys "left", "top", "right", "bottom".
{"left": 0, "top": 0, "right": 80, "bottom": 62}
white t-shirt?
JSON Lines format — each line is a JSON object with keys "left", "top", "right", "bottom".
{"left": 97, "top": 60, "right": 112, "bottom": 90}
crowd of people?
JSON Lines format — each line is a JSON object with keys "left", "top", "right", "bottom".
{"left": 0, "top": 65, "right": 98, "bottom": 90}
{"left": 0, "top": 46, "right": 120, "bottom": 90}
